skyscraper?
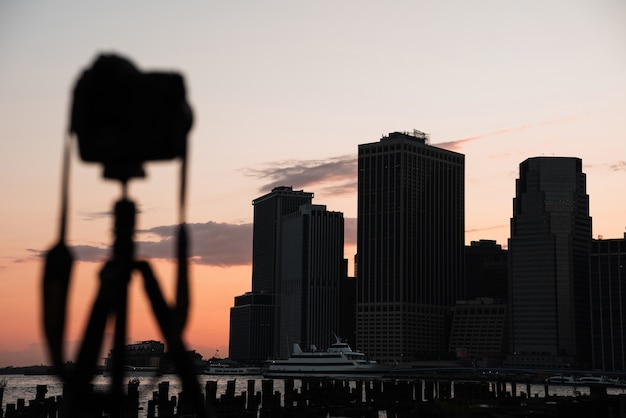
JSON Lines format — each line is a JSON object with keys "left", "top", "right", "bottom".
{"left": 357, "top": 131, "right": 465, "bottom": 363}
{"left": 465, "top": 240, "right": 508, "bottom": 301}
{"left": 229, "top": 186, "right": 313, "bottom": 361}
{"left": 590, "top": 235, "right": 626, "bottom": 371}
{"left": 251, "top": 186, "right": 314, "bottom": 295}
{"left": 280, "top": 204, "right": 345, "bottom": 358}
{"left": 508, "top": 157, "right": 592, "bottom": 368}
{"left": 229, "top": 292, "right": 273, "bottom": 362}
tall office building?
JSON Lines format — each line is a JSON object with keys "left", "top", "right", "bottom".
{"left": 508, "top": 157, "right": 592, "bottom": 368}
{"left": 448, "top": 298, "right": 508, "bottom": 366}
{"left": 465, "top": 240, "right": 508, "bottom": 301}
{"left": 252, "top": 186, "right": 314, "bottom": 294}
{"left": 229, "top": 186, "right": 313, "bottom": 361}
{"left": 280, "top": 204, "right": 345, "bottom": 358}
{"left": 229, "top": 292, "right": 273, "bottom": 362}
{"left": 590, "top": 235, "right": 626, "bottom": 371}
{"left": 252, "top": 186, "right": 314, "bottom": 358}
{"left": 357, "top": 131, "right": 465, "bottom": 363}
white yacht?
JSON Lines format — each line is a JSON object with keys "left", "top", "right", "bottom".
{"left": 264, "top": 337, "right": 387, "bottom": 377}
{"left": 578, "top": 375, "right": 619, "bottom": 385}
{"left": 545, "top": 375, "right": 577, "bottom": 384}
{"left": 206, "top": 362, "right": 261, "bottom": 375}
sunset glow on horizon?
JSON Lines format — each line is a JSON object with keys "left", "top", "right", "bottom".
{"left": 1, "top": 0, "right": 625, "bottom": 367}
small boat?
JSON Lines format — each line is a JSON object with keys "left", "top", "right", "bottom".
{"left": 264, "top": 336, "right": 387, "bottom": 378}
{"left": 103, "top": 365, "right": 162, "bottom": 377}
{"left": 545, "top": 375, "right": 576, "bottom": 384}
{"left": 103, "top": 340, "right": 165, "bottom": 377}
{"left": 205, "top": 362, "right": 262, "bottom": 375}
{"left": 578, "top": 375, "right": 618, "bottom": 385}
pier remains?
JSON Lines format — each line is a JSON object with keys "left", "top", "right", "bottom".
{"left": 2, "top": 376, "right": 626, "bottom": 417}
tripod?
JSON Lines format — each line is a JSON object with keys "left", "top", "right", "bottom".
{"left": 43, "top": 53, "right": 209, "bottom": 417}
{"left": 45, "top": 187, "right": 208, "bottom": 417}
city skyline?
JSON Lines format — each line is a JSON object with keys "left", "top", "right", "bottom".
{"left": 1, "top": 1, "right": 625, "bottom": 366}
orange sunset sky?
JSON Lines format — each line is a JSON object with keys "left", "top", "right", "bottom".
{"left": 1, "top": 1, "right": 625, "bottom": 367}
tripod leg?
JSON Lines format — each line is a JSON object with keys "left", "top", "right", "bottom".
{"left": 60, "top": 261, "right": 119, "bottom": 417}
{"left": 73, "top": 262, "right": 119, "bottom": 382}
{"left": 42, "top": 242, "right": 73, "bottom": 379}
{"left": 135, "top": 261, "right": 212, "bottom": 418}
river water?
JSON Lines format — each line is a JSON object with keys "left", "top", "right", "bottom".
{"left": 3, "top": 374, "right": 626, "bottom": 415}
{"left": 1, "top": 374, "right": 279, "bottom": 413}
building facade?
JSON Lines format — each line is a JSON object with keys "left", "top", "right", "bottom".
{"left": 508, "top": 157, "right": 592, "bottom": 368}
{"left": 251, "top": 186, "right": 314, "bottom": 295}
{"left": 229, "top": 186, "right": 313, "bottom": 361}
{"left": 465, "top": 240, "right": 508, "bottom": 300}
{"left": 228, "top": 292, "right": 273, "bottom": 363}
{"left": 357, "top": 131, "right": 465, "bottom": 363}
{"left": 279, "top": 204, "right": 345, "bottom": 357}
{"left": 448, "top": 299, "right": 507, "bottom": 366}
{"left": 590, "top": 236, "right": 626, "bottom": 371}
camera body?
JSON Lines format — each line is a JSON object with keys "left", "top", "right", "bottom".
{"left": 70, "top": 54, "right": 193, "bottom": 181}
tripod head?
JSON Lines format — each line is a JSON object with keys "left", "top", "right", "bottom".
{"left": 71, "top": 54, "right": 192, "bottom": 182}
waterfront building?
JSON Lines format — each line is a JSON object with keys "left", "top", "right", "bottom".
{"left": 465, "top": 240, "right": 508, "bottom": 300}
{"left": 508, "top": 157, "right": 591, "bottom": 368}
{"left": 104, "top": 340, "right": 164, "bottom": 373}
{"left": 279, "top": 204, "right": 345, "bottom": 357}
{"left": 590, "top": 235, "right": 626, "bottom": 371}
{"left": 448, "top": 298, "right": 507, "bottom": 367}
{"left": 229, "top": 186, "right": 313, "bottom": 361}
{"left": 357, "top": 130, "right": 465, "bottom": 363}
{"left": 229, "top": 292, "right": 273, "bottom": 363}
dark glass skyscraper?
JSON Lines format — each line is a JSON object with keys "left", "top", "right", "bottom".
{"left": 590, "top": 236, "right": 626, "bottom": 371}
{"left": 357, "top": 131, "right": 465, "bottom": 363}
{"left": 252, "top": 186, "right": 314, "bottom": 295}
{"left": 251, "top": 186, "right": 314, "bottom": 357}
{"left": 280, "top": 204, "right": 345, "bottom": 358}
{"left": 508, "top": 157, "right": 592, "bottom": 368}
{"left": 465, "top": 240, "right": 508, "bottom": 301}
{"left": 229, "top": 186, "right": 313, "bottom": 361}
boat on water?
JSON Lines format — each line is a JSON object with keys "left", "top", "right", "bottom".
{"left": 545, "top": 375, "right": 577, "bottom": 384}
{"left": 205, "top": 362, "right": 262, "bottom": 376}
{"left": 104, "top": 365, "right": 162, "bottom": 377}
{"left": 103, "top": 340, "right": 164, "bottom": 377}
{"left": 264, "top": 337, "right": 388, "bottom": 378}
{"left": 577, "top": 375, "right": 620, "bottom": 385}
{"left": 545, "top": 375, "right": 623, "bottom": 386}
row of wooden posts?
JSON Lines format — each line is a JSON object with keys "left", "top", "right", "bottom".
{"left": 0, "top": 377, "right": 621, "bottom": 417}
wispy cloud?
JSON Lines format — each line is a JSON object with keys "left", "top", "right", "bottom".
{"left": 434, "top": 117, "right": 576, "bottom": 152}
{"left": 71, "top": 245, "right": 110, "bottom": 262}
{"left": 79, "top": 211, "right": 113, "bottom": 221}
{"left": 28, "top": 222, "right": 254, "bottom": 267}
{"left": 244, "top": 154, "right": 357, "bottom": 195}
{"left": 465, "top": 225, "right": 508, "bottom": 234}
{"left": 139, "top": 222, "right": 253, "bottom": 267}
{"left": 435, "top": 125, "right": 533, "bottom": 151}
{"left": 244, "top": 119, "right": 575, "bottom": 194}
{"left": 609, "top": 161, "right": 626, "bottom": 172}
{"left": 80, "top": 206, "right": 149, "bottom": 222}
{"left": 344, "top": 218, "right": 356, "bottom": 246}
{"left": 27, "top": 245, "right": 110, "bottom": 263}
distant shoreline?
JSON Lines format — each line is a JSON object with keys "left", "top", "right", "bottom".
{"left": 0, "top": 365, "right": 105, "bottom": 376}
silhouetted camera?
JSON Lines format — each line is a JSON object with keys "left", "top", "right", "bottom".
{"left": 70, "top": 54, "right": 193, "bottom": 181}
